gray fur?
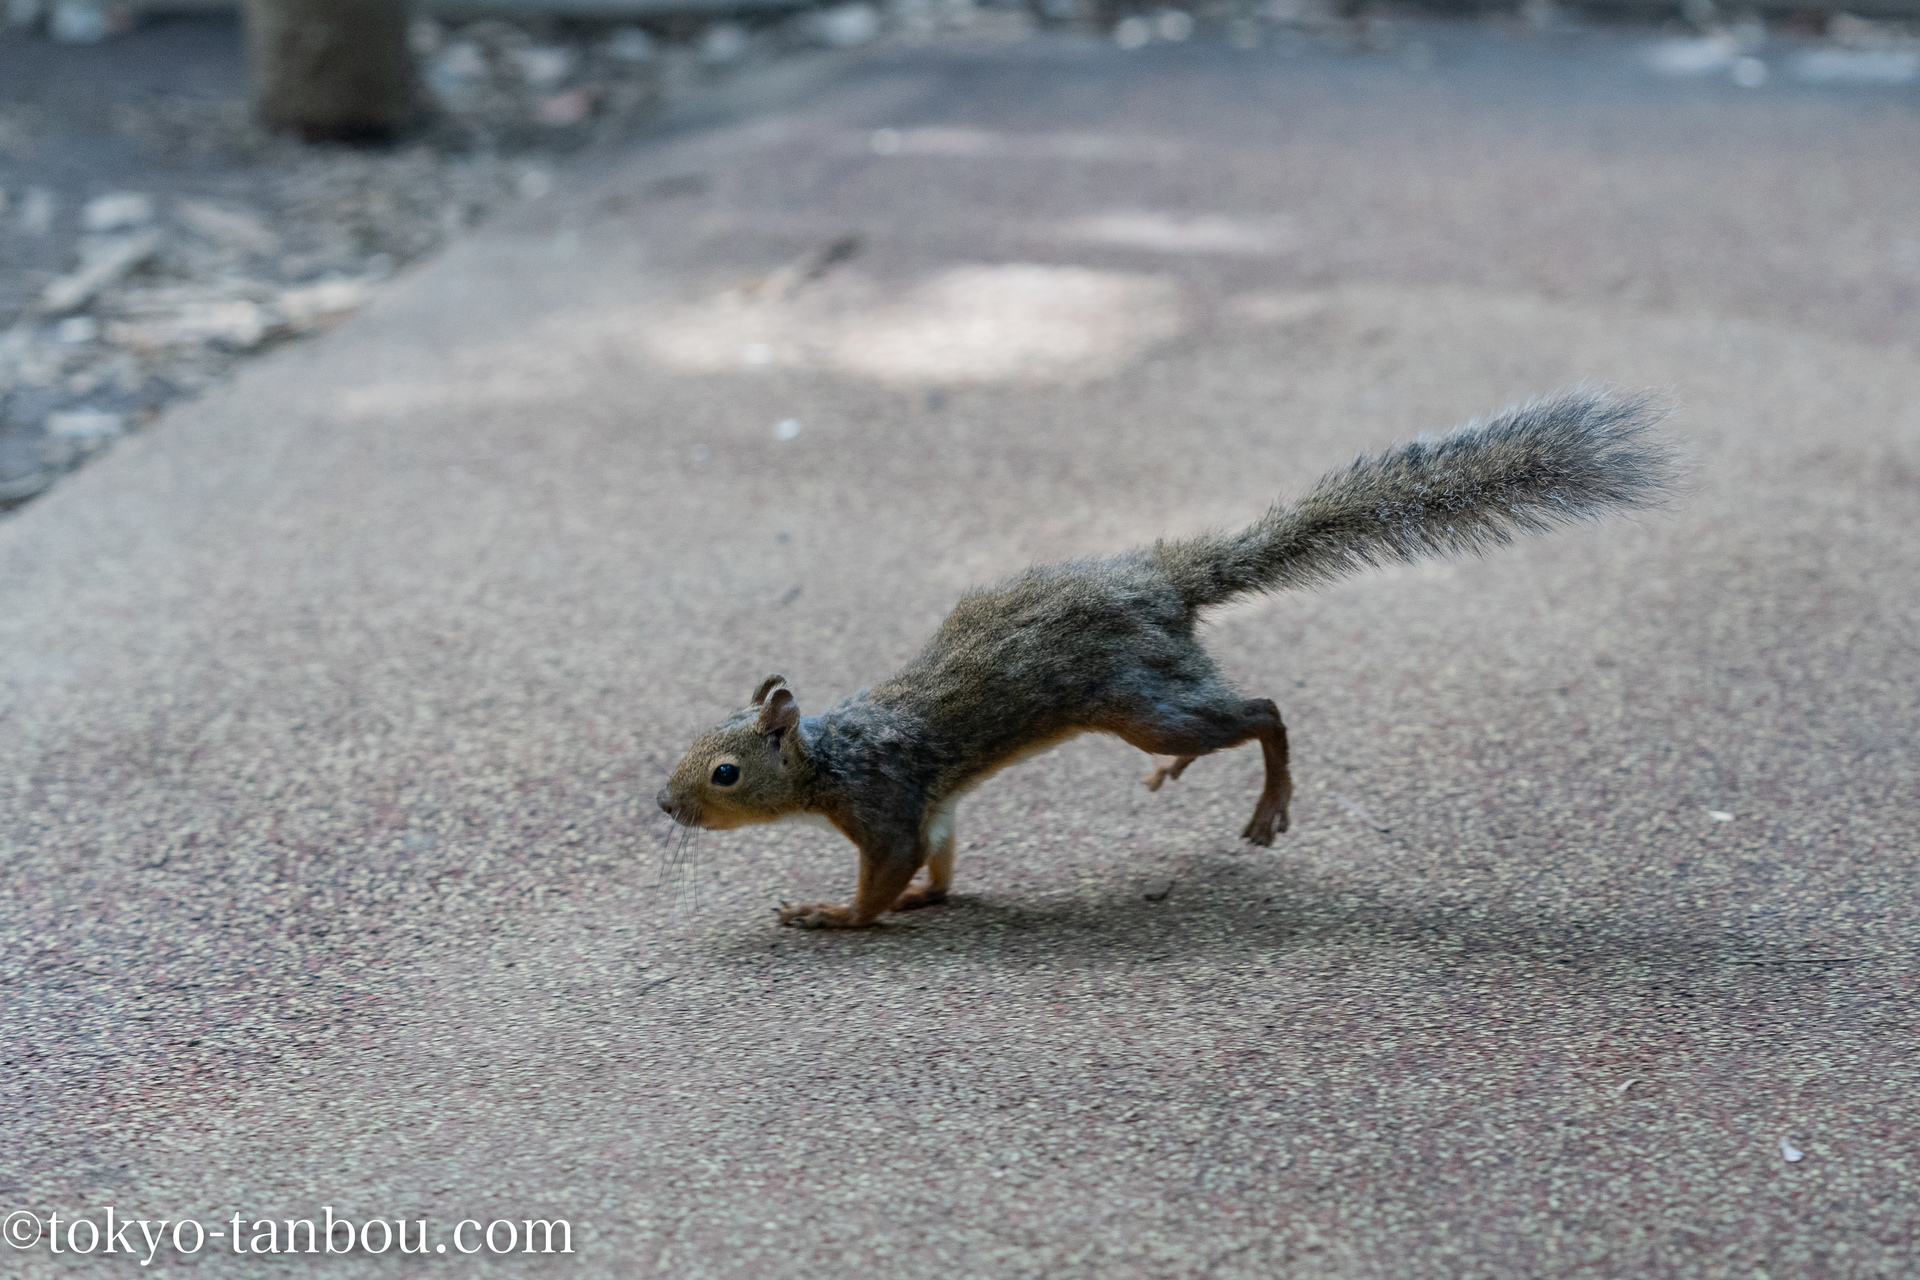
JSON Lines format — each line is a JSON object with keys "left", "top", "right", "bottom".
{"left": 1150, "top": 388, "right": 1677, "bottom": 609}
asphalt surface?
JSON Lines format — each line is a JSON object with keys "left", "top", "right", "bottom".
{"left": 4, "top": 20, "right": 1919, "bottom": 1278}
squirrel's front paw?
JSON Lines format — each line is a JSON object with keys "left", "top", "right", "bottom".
{"left": 777, "top": 901, "right": 859, "bottom": 929}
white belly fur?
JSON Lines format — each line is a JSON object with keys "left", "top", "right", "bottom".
{"left": 924, "top": 797, "right": 959, "bottom": 852}
{"left": 923, "top": 727, "right": 1091, "bottom": 848}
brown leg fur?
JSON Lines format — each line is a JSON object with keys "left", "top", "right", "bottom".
{"left": 1242, "top": 707, "right": 1292, "bottom": 846}
{"left": 894, "top": 831, "right": 954, "bottom": 911}
{"left": 1119, "top": 697, "right": 1293, "bottom": 846}
{"left": 779, "top": 838, "right": 923, "bottom": 929}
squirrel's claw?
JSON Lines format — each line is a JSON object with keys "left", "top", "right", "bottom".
{"left": 777, "top": 901, "right": 820, "bottom": 927}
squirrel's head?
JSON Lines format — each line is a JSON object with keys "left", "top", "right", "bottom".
{"left": 657, "top": 675, "right": 811, "bottom": 829}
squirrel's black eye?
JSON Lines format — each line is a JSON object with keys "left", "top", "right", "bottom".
{"left": 711, "top": 763, "right": 740, "bottom": 787}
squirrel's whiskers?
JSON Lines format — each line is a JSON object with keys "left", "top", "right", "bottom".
{"left": 649, "top": 811, "right": 708, "bottom": 917}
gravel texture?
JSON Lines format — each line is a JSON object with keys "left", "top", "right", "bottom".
{"left": 0, "top": 5, "right": 902, "bottom": 509}
{"left": 2, "top": 17, "right": 1917, "bottom": 1279}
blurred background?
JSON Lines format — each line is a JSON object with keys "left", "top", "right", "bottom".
{"left": 1, "top": 0, "right": 1916, "bottom": 510}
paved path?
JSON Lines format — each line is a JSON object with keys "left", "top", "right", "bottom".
{"left": 4, "top": 23, "right": 1917, "bottom": 1278}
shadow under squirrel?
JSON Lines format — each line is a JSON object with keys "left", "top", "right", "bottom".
{"left": 659, "top": 389, "right": 1676, "bottom": 928}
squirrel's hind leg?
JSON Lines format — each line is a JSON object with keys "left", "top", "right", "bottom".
{"left": 894, "top": 828, "right": 954, "bottom": 911}
{"left": 1239, "top": 699, "right": 1292, "bottom": 847}
{"left": 1117, "top": 696, "right": 1292, "bottom": 846}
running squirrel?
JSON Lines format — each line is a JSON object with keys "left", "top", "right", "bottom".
{"left": 658, "top": 389, "right": 1675, "bottom": 928}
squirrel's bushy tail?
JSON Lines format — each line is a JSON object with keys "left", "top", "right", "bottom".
{"left": 1153, "top": 388, "right": 1677, "bottom": 611}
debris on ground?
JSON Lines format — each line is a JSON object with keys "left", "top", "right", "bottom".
{"left": 1335, "top": 793, "right": 1391, "bottom": 833}
{"left": 38, "top": 230, "right": 162, "bottom": 314}
{"left": 1642, "top": 7, "right": 1920, "bottom": 88}
{"left": 2, "top": 6, "right": 861, "bottom": 512}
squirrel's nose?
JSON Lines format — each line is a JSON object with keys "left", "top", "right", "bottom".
{"left": 656, "top": 789, "right": 674, "bottom": 814}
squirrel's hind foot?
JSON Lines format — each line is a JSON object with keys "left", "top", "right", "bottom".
{"left": 1241, "top": 802, "right": 1290, "bottom": 847}
{"left": 1142, "top": 754, "right": 1197, "bottom": 792}
{"left": 893, "top": 885, "right": 949, "bottom": 911}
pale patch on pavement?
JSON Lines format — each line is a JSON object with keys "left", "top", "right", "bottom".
{"left": 1227, "top": 290, "right": 1330, "bottom": 326}
{"left": 863, "top": 126, "right": 1187, "bottom": 163}
{"left": 1061, "top": 211, "right": 1300, "bottom": 256}
{"left": 643, "top": 262, "right": 1187, "bottom": 385}
{"left": 1643, "top": 35, "right": 1740, "bottom": 76}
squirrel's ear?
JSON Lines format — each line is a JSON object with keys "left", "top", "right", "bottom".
{"left": 750, "top": 674, "right": 786, "bottom": 706}
{"left": 757, "top": 687, "right": 799, "bottom": 736}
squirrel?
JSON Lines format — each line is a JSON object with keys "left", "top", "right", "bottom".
{"left": 657, "top": 389, "right": 1675, "bottom": 928}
